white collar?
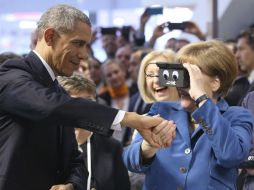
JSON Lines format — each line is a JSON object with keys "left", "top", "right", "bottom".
{"left": 248, "top": 69, "right": 254, "bottom": 83}
{"left": 33, "top": 50, "right": 56, "bottom": 81}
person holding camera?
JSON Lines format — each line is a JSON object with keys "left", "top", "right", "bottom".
{"left": 123, "top": 40, "right": 254, "bottom": 190}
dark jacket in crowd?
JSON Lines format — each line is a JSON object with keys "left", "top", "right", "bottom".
{"left": 80, "top": 134, "right": 130, "bottom": 190}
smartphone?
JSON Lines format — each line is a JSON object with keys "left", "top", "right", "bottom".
{"left": 100, "top": 27, "right": 118, "bottom": 35}
{"left": 156, "top": 62, "right": 190, "bottom": 88}
{"left": 161, "top": 22, "right": 186, "bottom": 33}
{"left": 145, "top": 7, "right": 163, "bottom": 15}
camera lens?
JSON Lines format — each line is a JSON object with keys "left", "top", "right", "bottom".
{"left": 163, "top": 70, "right": 169, "bottom": 80}
{"left": 172, "top": 71, "right": 179, "bottom": 81}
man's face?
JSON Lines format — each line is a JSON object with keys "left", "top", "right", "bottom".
{"left": 116, "top": 46, "right": 132, "bottom": 70}
{"left": 129, "top": 53, "right": 140, "bottom": 81}
{"left": 103, "top": 63, "right": 125, "bottom": 88}
{"left": 89, "top": 59, "right": 102, "bottom": 84}
{"left": 165, "top": 38, "right": 176, "bottom": 50}
{"left": 101, "top": 35, "right": 117, "bottom": 57}
{"left": 175, "top": 40, "right": 189, "bottom": 52}
{"left": 74, "top": 60, "right": 90, "bottom": 79}
{"left": 51, "top": 21, "right": 92, "bottom": 77}
{"left": 236, "top": 37, "right": 254, "bottom": 72}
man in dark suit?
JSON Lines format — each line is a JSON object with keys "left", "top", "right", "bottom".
{"left": 238, "top": 91, "right": 254, "bottom": 190}
{"left": 236, "top": 29, "right": 254, "bottom": 104}
{"left": 0, "top": 4, "right": 176, "bottom": 190}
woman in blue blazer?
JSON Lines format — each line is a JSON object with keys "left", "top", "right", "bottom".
{"left": 123, "top": 40, "right": 254, "bottom": 190}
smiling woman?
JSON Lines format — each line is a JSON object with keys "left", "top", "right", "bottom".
{"left": 138, "top": 49, "right": 179, "bottom": 103}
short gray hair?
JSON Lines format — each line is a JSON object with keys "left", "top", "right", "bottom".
{"left": 58, "top": 75, "right": 96, "bottom": 96}
{"left": 37, "top": 4, "right": 91, "bottom": 38}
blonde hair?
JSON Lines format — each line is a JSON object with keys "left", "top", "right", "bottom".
{"left": 176, "top": 40, "right": 237, "bottom": 97}
{"left": 138, "top": 49, "right": 178, "bottom": 103}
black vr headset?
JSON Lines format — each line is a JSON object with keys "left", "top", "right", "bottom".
{"left": 156, "top": 62, "right": 190, "bottom": 88}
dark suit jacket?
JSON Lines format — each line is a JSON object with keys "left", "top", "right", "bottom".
{"left": 247, "top": 80, "right": 254, "bottom": 94}
{"left": 225, "top": 75, "right": 250, "bottom": 106}
{"left": 128, "top": 92, "right": 151, "bottom": 115}
{"left": 123, "top": 92, "right": 152, "bottom": 145}
{"left": 80, "top": 134, "right": 130, "bottom": 190}
{"left": 0, "top": 51, "right": 118, "bottom": 190}
{"left": 238, "top": 91, "right": 254, "bottom": 189}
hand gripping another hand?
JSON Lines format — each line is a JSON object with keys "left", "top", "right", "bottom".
{"left": 121, "top": 112, "right": 176, "bottom": 148}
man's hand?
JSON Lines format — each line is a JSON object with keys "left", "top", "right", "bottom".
{"left": 148, "top": 24, "right": 164, "bottom": 48}
{"left": 140, "top": 119, "right": 176, "bottom": 164}
{"left": 121, "top": 112, "right": 176, "bottom": 148}
{"left": 140, "top": 9, "right": 151, "bottom": 31}
{"left": 152, "top": 119, "right": 176, "bottom": 147}
{"left": 49, "top": 183, "right": 74, "bottom": 190}
{"left": 184, "top": 21, "right": 206, "bottom": 41}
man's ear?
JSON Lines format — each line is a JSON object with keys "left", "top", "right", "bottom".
{"left": 44, "top": 28, "right": 56, "bottom": 46}
{"left": 212, "top": 76, "right": 220, "bottom": 92}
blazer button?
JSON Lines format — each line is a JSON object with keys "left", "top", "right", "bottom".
{"left": 179, "top": 167, "right": 187, "bottom": 173}
{"left": 198, "top": 118, "right": 203, "bottom": 123}
{"left": 184, "top": 148, "right": 191, "bottom": 154}
{"left": 206, "top": 129, "right": 213, "bottom": 135}
{"left": 203, "top": 125, "right": 209, "bottom": 130}
{"left": 202, "top": 122, "right": 208, "bottom": 127}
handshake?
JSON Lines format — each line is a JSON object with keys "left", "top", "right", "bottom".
{"left": 121, "top": 112, "right": 176, "bottom": 148}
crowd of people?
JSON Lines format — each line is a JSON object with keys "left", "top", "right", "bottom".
{"left": 1, "top": 3, "right": 254, "bottom": 190}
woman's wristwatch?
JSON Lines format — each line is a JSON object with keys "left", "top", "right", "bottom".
{"left": 195, "top": 94, "right": 208, "bottom": 107}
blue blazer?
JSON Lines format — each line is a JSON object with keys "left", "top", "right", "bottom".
{"left": 123, "top": 99, "right": 254, "bottom": 190}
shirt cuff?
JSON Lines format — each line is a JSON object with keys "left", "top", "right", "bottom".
{"left": 111, "top": 110, "right": 125, "bottom": 131}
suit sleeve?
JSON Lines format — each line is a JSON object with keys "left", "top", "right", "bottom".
{"left": 242, "top": 91, "right": 254, "bottom": 115}
{"left": 0, "top": 67, "right": 118, "bottom": 136}
{"left": 66, "top": 133, "right": 87, "bottom": 190}
{"left": 241, "top": 92, "right": 254, "bottom": 166}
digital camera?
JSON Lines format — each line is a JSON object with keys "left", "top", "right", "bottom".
{"left": 156, "top": 62, "right": 190, "bottom": 88}
{"left": 161, "top": 22, "right": 187, "bottom": 31}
